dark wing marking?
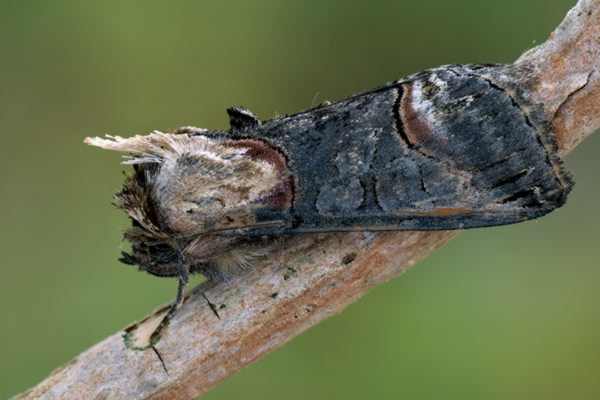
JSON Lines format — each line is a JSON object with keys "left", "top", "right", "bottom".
{"left": 227, "top": 106, "right": 261, "bottom": 133}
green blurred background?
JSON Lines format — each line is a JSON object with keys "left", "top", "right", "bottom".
{"left": 1, "top": 0, "right": 598, "bottom": 398}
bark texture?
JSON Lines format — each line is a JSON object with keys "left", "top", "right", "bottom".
{"left": 15, "top": 1, "right": 600, "bottom": 398}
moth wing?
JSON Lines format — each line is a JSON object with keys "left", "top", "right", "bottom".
{"left": 224, "top": 66, "right": 573, "bottom": 234}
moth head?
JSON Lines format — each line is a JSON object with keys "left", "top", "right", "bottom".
{"left": 85, "top": 131, "right": 292, "bottom": 236}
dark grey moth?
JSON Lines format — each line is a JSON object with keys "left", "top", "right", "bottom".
{"left": 86, "top": 64, "right": 573, "bottom": 316}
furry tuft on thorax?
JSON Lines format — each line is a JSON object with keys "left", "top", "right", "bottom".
{"left": 85, "top": 130, "right": 290, "bottom": 279}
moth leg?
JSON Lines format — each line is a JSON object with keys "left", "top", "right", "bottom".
{"left": 166, "top": 251, "right": 190, "bottom": 320}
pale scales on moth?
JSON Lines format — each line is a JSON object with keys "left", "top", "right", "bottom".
{"left": 86, "top": 127, "right": 291, "bottom": 316}
{"left": 86, "top": 64, "right": 573, "bottom": 321}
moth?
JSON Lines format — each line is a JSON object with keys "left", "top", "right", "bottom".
{"left": 86, "top": 64, "right": 573, "bottom": 318}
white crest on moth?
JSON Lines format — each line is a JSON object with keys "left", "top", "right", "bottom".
{"left": 85, "top": 131, "right": 283, "bottom": 234}
{"left": 84, "top": 131, "right": 242, "bottom": 165}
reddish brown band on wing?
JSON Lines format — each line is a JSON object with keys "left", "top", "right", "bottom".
{"left": 224, "top": 138, "right": 295, "bottom": 210}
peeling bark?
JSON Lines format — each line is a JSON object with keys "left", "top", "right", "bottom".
{"left": 514, "top": 0, "right": 600, "bottom": 154}
{"left": 14, "top": 1, "right": 600, "bottom": 399}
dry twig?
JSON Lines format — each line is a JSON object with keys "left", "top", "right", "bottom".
{"left": 15, "top": 1, "right": 600, "bottom": 398}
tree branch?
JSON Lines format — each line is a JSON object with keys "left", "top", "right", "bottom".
{"left": 15, "top": 1, "right": 600, "bottom": 398}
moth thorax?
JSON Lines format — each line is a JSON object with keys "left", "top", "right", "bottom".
{"left": 151, "top": 143, "right": 286, "bottom": 235}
